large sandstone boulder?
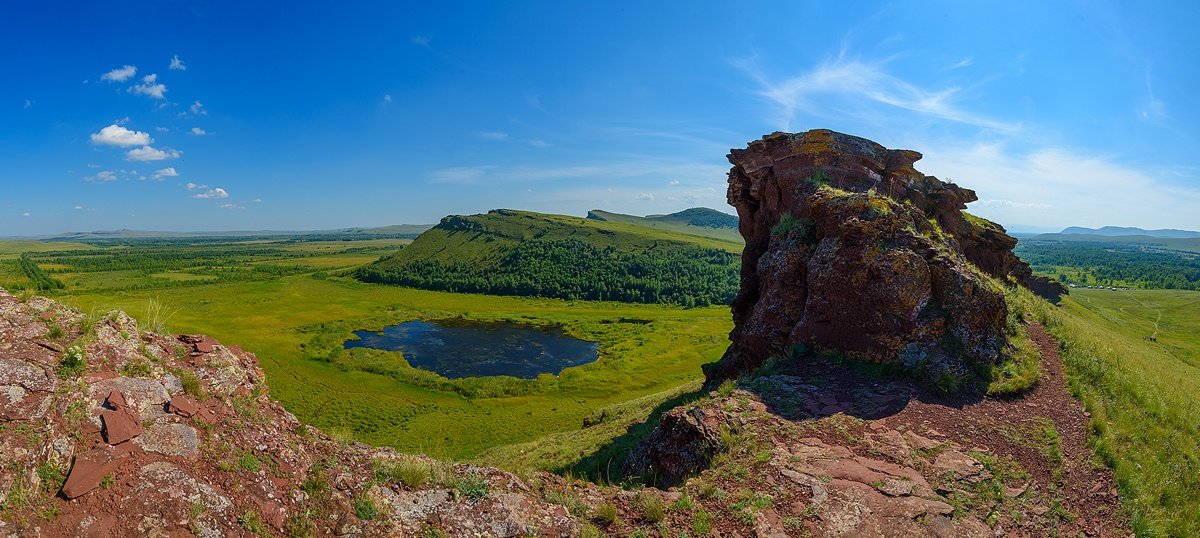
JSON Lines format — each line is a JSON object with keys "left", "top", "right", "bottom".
{"left": 707, "top": 130, "right": 1062, "bottom": 384}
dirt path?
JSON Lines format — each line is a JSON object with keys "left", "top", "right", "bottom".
{"left": 873, "top": 322, "right": 1129, "bottom": 536}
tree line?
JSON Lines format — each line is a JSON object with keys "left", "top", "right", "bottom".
{"left": 18, "top": 253, "right": 65, "bottom": 291}
{"left": 356, "top": 238, "right": 740, "bottom": 306}
{"left": 1015, "top": 241, "right": 1200, "bottom": 290}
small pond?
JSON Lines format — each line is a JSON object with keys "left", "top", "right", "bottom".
{"left": 342, "top": 320, "right": 599, "bottom": 379}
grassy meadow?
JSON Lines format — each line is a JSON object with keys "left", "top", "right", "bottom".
{"left": 1014, "top": 287, "right": 1200, "bottom": 536}
{"left": 0, "top": 238, "right": 731, "bottom": 473}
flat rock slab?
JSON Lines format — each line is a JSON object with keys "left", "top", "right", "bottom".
{"left": 63, "top": 445, "right": 131, "bottom": 499}
{"left": 168, "top": 395, "right": 199, "bottom": 417}
{"left": 0, "top": 358, "right": 57, "bottom": 392}
{"left": 101, "top": 406, "right": 143, "bottom": 445}
{"left": 134, "top": 423, "right": 200, "bottom": 459}
{"left": 92, "top": 377, "right": 170, "bottom": 421}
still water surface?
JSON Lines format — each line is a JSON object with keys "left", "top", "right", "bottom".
{"left": 343, "top": 319, "right": 599, "bottom": 379}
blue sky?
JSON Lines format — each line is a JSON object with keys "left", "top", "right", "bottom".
{"left": 2, "top": 1, "right": 1197, "bottom": 235}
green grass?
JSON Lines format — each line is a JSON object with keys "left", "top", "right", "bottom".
{"left": 585, "top": 208, "right": 742, "bottom": 243}
{"left": 5, "top": 238, "right": 731, "bottom": 473}
{"left": 1026, "top": 287, "right": 1200, "bottom": 536}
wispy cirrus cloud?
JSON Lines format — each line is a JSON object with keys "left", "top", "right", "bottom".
{"left": 919, "top": 140, "right": 1200, "bottom": 230}
{"left": 735, "top": 54, "right": 1018, "bottom": 132}
{"left": 169, "top": 54, "right": 186, "bottom": 71}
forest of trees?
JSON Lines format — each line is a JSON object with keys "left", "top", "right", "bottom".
{"left": 18, "top": 253, "right": 65, "bottom": 290}
{"left": 355, "top": 238, "right": 740, "bottom": 306}
{"left": 1016, "top": 240, "right": 1200, "bottom": 290}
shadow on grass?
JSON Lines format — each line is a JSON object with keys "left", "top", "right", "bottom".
{"left": 559, "top": 387, "right": 706, "bottom": 485}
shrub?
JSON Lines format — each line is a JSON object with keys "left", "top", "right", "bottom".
{"left": 593, "top": 501, "right": 618, "bottom": 525}
{"left": 454, "top": 472, "right": 489, "bottom": 500}
{"left": 352, "top": 495, "right": 378, "bottom": 520}
{"left": 634, "top": 491, "right": 665, "bottom": 523}
{"left": 57, "top": 346, "right": 87, "bottom": 379}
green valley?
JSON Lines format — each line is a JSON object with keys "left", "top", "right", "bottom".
{"left": 0, "top": 231, "right": 732, "bottom": 472}
{"left": 356, "top": 209, "right": 741, "bottom": 306}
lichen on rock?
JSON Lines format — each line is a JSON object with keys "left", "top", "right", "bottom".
{"left": 707, "top": 129, "right": 1065, "bottom": 385}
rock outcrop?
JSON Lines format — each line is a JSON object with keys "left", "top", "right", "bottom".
{"left": 707, "top": 129, "right": 1065, "bottom": 383}
{"left": 0, "top": 289, "right": 579, "bottom": 537}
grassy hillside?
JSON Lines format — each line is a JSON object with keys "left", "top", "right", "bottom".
{"left": 357, "top": 209, "right": 742, "bottom": 306}
{"left": 4, "top": 237, "right": 732, "bottom": 471}
{"left": 1012, "top": 287, "right": 1200, "bottom": 536}
{"left": 586, "top": 207, "right": 742, "bottom": 243}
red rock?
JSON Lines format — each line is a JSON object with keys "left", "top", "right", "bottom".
{"left": 169, "top": 394, "right": 200, "bottom": 418}
{"left": 101, "top": 406, "right": 143, "bottom": 445}
{"left": 62, "top": 446, "right": 128, "bottom": 498}
{"left": 706, "top": 129, "right": 1040, "bottom": 384}
{"left": 106, "top": 390, "right": 128, "bottom": 410}
{"left": 195, "top": 340, "right": 214, "bottom": 353}
{"left": 196, "top": 407, "right": 217, "bottom": 423}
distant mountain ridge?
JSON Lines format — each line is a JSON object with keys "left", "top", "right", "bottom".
{"left": 586, "top": 207, "right": 741, "bottom": 242}
{"left": 16, "top": 224, "right": 432, "bottom": 242}
{"left": 1059, "top": 226, "right": 1200, "bottom": 238}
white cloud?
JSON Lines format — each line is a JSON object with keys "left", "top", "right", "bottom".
{"left": 23, "top": 99, "right": 31, "bottom": 109}
{"left": 945, "top": 57, "right": 974, "bottom": 70}
{"left": 668, "top": 179, "right": 681, "bottom": 186}
{"left": 90, "top": 124, "right": 153, "bottom": 147}
{"left": 21, "top": 212, "right": 31, "bottom": 217}
{"left": 529, "top": 139, "right": 551, "bottom": 148}
{"left": 101, "top": 65, "right": 137, "bottom": 82}
{"left": 190, "top": 127, "right": 207, "bottom": 136}
{"left": 218, "top": 203, "right": 244, "bottom": 210}
{"left": 155, "top": 126, "right": 170, "bottom": 132}
{"left": 192, "top": 187, "right": 228, "bottom": 199}
{"left": 185, "top": 100, "right": 207, "bottom": 117}
{"left": 637, "top": 193, "right": 655, "bottom": 201}
{"left": 737, "top": 55, "right": 1018, "bottom": 132}
{"left": 383, "top": 94, "right": 392, "bottom": 103}
{"left": 169, "top": 54, "right": 186, "bottom": 71}
{"left": 84, "top": 170, "right": 117, "bottom": 182}
{"left": 73, "top": 205, "right": 84, "bottom": 210}
{"left": 152, "top": 167, "right": 179, "bottom": 180}
{"left": 920, "top": 141, "right": 1200, "bottom": 230}
{"left": 126, "top": 146, "right": 181, "bottom": 161}
{"left": 130, "top": 74, "right": 167, "bottom": 99}
{"left": 185, "top": 182, "right": 207, "bottom": 190}
{"left": 478, "top": 131, "right": 509, "bottom": 141}
{"left": 252, "top": 198, "right": 262, "bottom": 203}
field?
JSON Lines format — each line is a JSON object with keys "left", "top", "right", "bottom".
{"left": 0, "top": 238, "right": 731, "bottom": 473}
{"left": 1021, "top": 287, "right": 1200, "bottom": 536}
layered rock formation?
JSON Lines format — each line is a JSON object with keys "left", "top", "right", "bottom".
{"left": 707, "top": 129, "right": 1065, "bottom": 383}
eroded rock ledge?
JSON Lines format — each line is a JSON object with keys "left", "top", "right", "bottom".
{"left": 707, "top": 129, "right": 1066, "bottom": 383}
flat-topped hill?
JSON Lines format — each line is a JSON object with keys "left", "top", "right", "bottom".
{"left": 355, "top": 209, "right": 741, "bottom": 306}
